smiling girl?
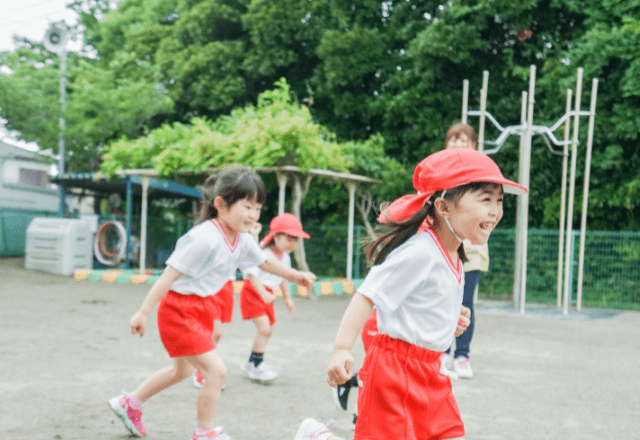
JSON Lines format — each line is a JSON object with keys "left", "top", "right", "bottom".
{"left": 326, "top": 148, "right": 526, "bottom": 440}
{"left": 108, "top": 165, "right": 315, "bottom": 440}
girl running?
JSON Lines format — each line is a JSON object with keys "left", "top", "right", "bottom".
{"left": 108, "top": 165, "right": 316, "bottom": 440}
{"left": 239, "top": 213, "right": 310, "bottom": 382}
{"left": 327, "top": 148, "right": 526, "bottom": 440}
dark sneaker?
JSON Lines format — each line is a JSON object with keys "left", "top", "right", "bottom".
{"left": 332, "top": 381, "right": 352, "bottom": 411}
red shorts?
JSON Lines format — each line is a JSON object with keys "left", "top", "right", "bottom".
{"left": 240, "top": 279, "right": 276, "bottom": 326}
{"left": 157, "top": 290, "right": 217, "bottom": 358}
{"left": 355, "top": 334, "right": 465, "bottom": 440}
{"left": 212, "top": 280, "right": 234, "bottom": 324}
{"left": 361, "top": 309, "right": 378, "bottom": 353}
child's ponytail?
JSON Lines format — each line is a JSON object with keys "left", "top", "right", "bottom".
{"left": 365, "top": 203, "right": 431, "bottom": 266}
{"left": 365, "top": 190, "right": 468, "bottom": 266}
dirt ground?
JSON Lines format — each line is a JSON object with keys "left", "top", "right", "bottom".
{"left": 1, "top": 257, "right": 638, "bottom": 440}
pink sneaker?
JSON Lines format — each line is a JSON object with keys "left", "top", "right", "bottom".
{"left": 192, "top": 426, "right": 234, "bottom": 439}
{"left": 108, "top": 392, "right": 146, "bottom": 437}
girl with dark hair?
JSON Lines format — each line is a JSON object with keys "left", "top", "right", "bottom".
{"left": 108, "top": 165, "right": 316, "bottom": 440}
{"left": 327, "top": 149, "right": 526, "bottom": 440}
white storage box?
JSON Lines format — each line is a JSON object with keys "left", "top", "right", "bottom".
{"left": 25, "top": 218, "right": 93, "bottom": 276}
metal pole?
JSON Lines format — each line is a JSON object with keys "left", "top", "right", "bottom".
{"left": 557, "top": 89, "right": 572, "bottom": 309}
{"left": 478, "top": 71, "right": 489, "bottom": 152}
{"left": 57, "top": 49, "right": 67, "bottom": 217}
{"left": 576, "top": 78, "right": 598, "bottom": 312}
{"left": 519, "top": 65, "right": 536, "bottom": 314}
{"left": 512, "top": 91, "right": 527, "bottom": 311}
{"left": 139, "top": 176, "right": 150, "bottom": 274}
{"left": 277, "top": 172, "right": 287, "bottom": 215}
{"left": 462, "top": 80, "right": 469, "bottom": 124}
{"left": 563, "top": 68, "right": 583, "bottom": 315}
{"left": 346, "top": 183, "right": 356, "bottom": 281}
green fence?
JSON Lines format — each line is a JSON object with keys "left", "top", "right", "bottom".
{"left": 479, "top": 229, "right": 640, "bottom": 310}
{"left": 299, "top": 226, "right": 640, "bottom": 310}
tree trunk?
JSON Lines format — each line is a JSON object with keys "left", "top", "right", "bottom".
{"left": 357, "top": 190, "right": 377, "bottom": 239}
{"left": 291, "top": 174, "right": 313, "bottom": 272}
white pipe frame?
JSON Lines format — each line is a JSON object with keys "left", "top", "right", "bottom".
{"left": 462, "top": 67, "right": 597, "bottom": 314}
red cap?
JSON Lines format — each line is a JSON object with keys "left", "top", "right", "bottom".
{"left": 379, "top": 148, "right": 527, "bottom": 223}
{"left": 260, "top": 213, "right": 311, "bottom": 247}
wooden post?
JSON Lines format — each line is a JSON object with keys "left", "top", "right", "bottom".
{"left": 512, "top": 91, "right": 527, "bottom": 311}
{"left": 563, "top": 68, "right": 584, "bottom": 315}
{"left": 462, "top": 79, "right": 469, "bottom": 124}
{"left": 576, "top": 78, "right": 598, "bottom": 312}
{"left": 519, "top": 65, "right": 536, "bottom": 314}
{"left": 346, "top": 182, "right": 356, "bottom": 281}
{"left": 557, "top": 89, "right": 572, "bottom": 309}
{"left": 478, "top": 71, "right": 489, "bottom": 152}
{"left": 139, "top": 176, "right": 150, "bottom": 274}
{"left": 277, "top": 172, "right": 287, "bottom": 215}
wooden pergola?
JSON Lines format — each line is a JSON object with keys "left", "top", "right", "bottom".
{"left": 117, "top": 166, "right": 381, "bottom": 280}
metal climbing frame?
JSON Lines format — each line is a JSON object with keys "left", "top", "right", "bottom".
{"left": 461, "top": 66, "right": 598, "bottom": 314}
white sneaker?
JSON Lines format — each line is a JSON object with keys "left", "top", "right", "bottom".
{"left": 248, "top": 362, "right": 278, "bottom": 382}
{"left": 441, "top": 352, "right": 453, "bottom": 369}
{"left": 440, "top": 353, "right": 458, "bottom": 379}
{"left": 240, "top": 359, "right": 254, "bottom": 375}
{"left": 453, "top": 357, "right": 474, "bottom": 379}
{"left": 294, "top": 418, "right": 333, "bottom": 440}
{"left": 192, "top": 425, "right": 233, "bottom": 440}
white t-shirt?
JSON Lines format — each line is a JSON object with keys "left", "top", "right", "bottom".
{"left": 358, "top": 227, "right": 464, "bottom": 352}
{"left": 166, "top": 219, "right": 266, "bottom": 297}
{"left": 243, "top": 247, "right": 291, "bottom": 290}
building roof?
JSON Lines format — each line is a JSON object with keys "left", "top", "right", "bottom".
{"left": 0, "top": 139, "right": 55, "bottom": 163}
{"left": 50, "top": 173, "right": 202, "bottom": 200}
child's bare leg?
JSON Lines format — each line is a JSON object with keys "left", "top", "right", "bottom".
{"left": 251, "top": 315, "right": 272, "bottom": 352}
{"left": 187, "top": 350, "right": 226, "bottom": 428}
{"left": 132, "top": 357, "right": 194, "bottom": 402}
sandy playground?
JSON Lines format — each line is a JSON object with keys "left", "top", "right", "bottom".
{"left": 1, "top": 257, "right": 638, "bottom": 440}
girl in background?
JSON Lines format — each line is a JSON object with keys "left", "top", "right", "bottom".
{"left": 108, "top": 165, "right": 315, "bottom": 440}
{"left": 239, "top": 213, "right": 310, "bottom": 382}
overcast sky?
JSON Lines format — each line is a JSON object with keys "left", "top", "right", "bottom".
{"left": 0, "top": 0, "right": 80, "bottom": 53}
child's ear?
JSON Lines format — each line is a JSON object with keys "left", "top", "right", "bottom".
{"left": 213, "top": 196, "right": 226, "bottom": 211}
{"left": 433, "top": 198, "right": 451, "bottom": 218}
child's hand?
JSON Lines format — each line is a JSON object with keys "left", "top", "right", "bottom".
{"left": 327, "top": 349, "right": 354, "bottom": 388}
{"left": 284, "top": 298, "right": 295, "bottom": 313}
{"left": 262, "top": 291, "right": 277, "bottom": 304}
{"left": 455, "top": 311, "right": 471, "bottom": 337}
{"left": 460, "top": 305, "right": 471, "bottom": 319}
{"left": 130, "top": 311, "right": 148, "bottom": 337}
{"left": 212, "top": 320, "right": 223, "bottom": 345}
{"left": 296, "top": 271, "right": 316, "bottom": 289}
{"left": 249, "top": 222, "right": 262, "bottom": 241}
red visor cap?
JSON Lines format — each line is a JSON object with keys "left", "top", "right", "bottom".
{"left": 260, "top": 213, "right": 311, "bottom": 247}
{"left": 379, "top": 148, "right": 527, "bottom": 223}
